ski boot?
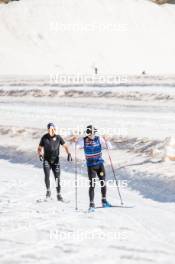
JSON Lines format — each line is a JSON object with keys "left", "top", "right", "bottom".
{"left": 88, "top": 202, "right": 95, "bottom": 213}
{"left": 57, "top": 193, "right": 64, "bottom": 202}
{"left": 46, "top": 190, "right": 51, "bottom": 199}
{"left": 102, "top": 199, "right": 112, "bottom": 208}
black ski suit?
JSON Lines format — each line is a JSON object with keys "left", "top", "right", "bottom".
{"left": 39, "top": 133, "right": 65, "bottom": 193}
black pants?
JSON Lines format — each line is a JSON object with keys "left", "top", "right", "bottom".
{"left": 43, "top": 159, "right": 61, "bottom": 193}
{"left": 87, "top": 164, "right": 106, "bottom": 205}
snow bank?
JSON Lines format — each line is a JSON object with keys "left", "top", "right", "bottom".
{"left": 0, "top": 0, "right": 175, "bottom": 75}
{"left": 0, "top": 86, "right": 175, "bottom": 102}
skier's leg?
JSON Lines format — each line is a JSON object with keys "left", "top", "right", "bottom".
{"left": 52, "top": 162, "right": 61, "bottom": 194}
{"left": 97, "top": 164, "right": 112, "bottom": 207}
{"left": 52, "top": 161, "right": 63, "bottom": 201}
{"left": 88, "top": 166, "right": 97, "bottom": 207}
{"left": 97, "top": 164, "right": 107, "bottom": 203}
{"left": 43, "top": 160, "right": 51, "bottom": 197}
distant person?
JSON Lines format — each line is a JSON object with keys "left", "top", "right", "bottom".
{"left": 94, "top": 67, "right": 98, "bottom": 75}
{"left": 37, "top": 123, "right": 72, "bottom": 201}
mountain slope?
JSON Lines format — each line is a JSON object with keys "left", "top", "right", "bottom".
{"left": 0, "top": 0, "right": 175, "bottom": 75}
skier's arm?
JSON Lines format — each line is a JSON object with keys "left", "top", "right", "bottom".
{"left": 62, "top": 143, "right": 70, "bottom": 155}
{"left": 66, "top": 135, "right": 84, "bottom": 149}
{"left": 37, "top": 136, "right": 44, "bottom": 159}
{"left": 37, "top": 145, "right": 44, "bottom": 156}
{"left": 60, "top": 136, "right": 72, "bottom": 161}
{"left": 59, "top": 135, "right": 69, "bottom": 154}
{"left": 100, "top": 136, "right": 113, "bottom": 149}
{"left": 76, "top": 138, "right": 84, "bottom": 149}
{"left": 63, "top": 143, "right": 73, "bottom": 161}
{"left": 37, "top": 145, "right": 44, "bottom": 161}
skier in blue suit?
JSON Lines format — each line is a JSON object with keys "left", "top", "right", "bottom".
{"left": 77, "top": 125, "right": 112, "bottom": 212}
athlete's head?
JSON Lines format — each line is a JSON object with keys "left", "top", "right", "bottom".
{"left": 47, "top": 123, "right": 56, "bottom": 137}
{"left": 86, "top": 125, "right": 97, "bottom": 139}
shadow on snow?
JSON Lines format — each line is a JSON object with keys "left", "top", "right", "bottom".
{"left": 0, "top": 146, "right": 175, "bottom": 203}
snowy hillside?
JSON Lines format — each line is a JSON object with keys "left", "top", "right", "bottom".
{"left": 0, "top": 0, "right": 175, "bottom": 75}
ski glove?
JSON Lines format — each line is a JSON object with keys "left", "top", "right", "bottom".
{"left": 39, "top": 155, "right": 43, "bottom": 162}
{"left": 67, "top": 153, "right": 73, "bottom": 162}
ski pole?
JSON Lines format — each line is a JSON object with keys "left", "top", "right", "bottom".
{"left": 74, "top": 141, "right": 78, "bottom": 211}
{"left": 104, "top": 138, "right": 124, "bottom": 206}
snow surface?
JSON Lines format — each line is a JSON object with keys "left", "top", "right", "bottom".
{"left": 0, "top": 159, "right": 175, "bottom": 264}
{"left": 0, "top": 90, "right": 175, "bottom": 263}
{"left": 0, "top": 0, "right": 175, "bottom": 75}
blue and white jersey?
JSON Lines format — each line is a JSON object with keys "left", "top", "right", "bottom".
{"left": 83, "top": 136, "right": 103, "bottom": 167}
{"left": 77, "top": 136, "right": 112, "bottom": 167}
